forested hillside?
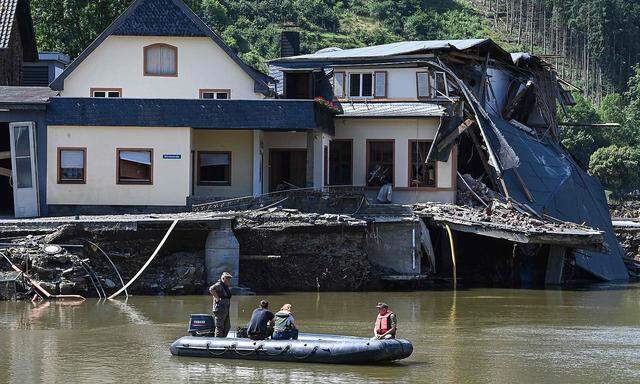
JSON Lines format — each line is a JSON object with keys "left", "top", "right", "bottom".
{"left": 28, "top": 0, "right": 640, "bottom": 195}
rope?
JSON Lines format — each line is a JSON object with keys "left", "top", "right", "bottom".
{"left": 290, "top": 345, "right": 319, "bottom": 360}
{"left": 260, "top": 344, "right": 291, "bottom": 357}
{"left": 107, "top": 219, "right": 180, "bottom": 299}
{"left": 205, "top": 342, "right": 232, "bottom": 357}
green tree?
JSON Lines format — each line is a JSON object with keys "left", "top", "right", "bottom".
{"left": 589, "top": 145, "right": 640, "bottom": 193}
{"left": 560, "top": 93, "right": 606, "bottom": 166}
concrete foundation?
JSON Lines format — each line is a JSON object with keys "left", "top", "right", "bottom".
{"left": 365, "top": 220, "right": 422, "bottom": 274}
{"left": 205, "top": 221, "right": 240, "bottom": 286}
{"left": 545, "top": 246, "right": 566, "bottom": 285}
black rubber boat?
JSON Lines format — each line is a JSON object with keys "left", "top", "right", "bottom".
{"left": 169, "top": 314, "right": 413, "bottom": 364}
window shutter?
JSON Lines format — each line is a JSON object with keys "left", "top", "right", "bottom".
{"left": 417, "top": 72, "right": 430, "bottom": 98}
{"left": 334, "top": 72, "right": 345, "bottom": 98}
{"left": 374, "top": 71, "right": 387, "bottom": 98}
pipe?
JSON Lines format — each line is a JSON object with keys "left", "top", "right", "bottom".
{"left": 84, "top": 239, "right": 128, "bottom": 298}
{"left": 444, "top": 224, "right": 457, "bottom": 290}
{"left": 108, "top": 219, "right": 180, "bottom": 299}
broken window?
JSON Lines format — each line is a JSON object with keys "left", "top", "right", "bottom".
{"left": 200, "top": 90, "right": 230, "bottom": 99}
{"left": 198, "top": 151, "right": 231, "bottom": 185}
{"left": 284, "top": 71, "right": 313, "bottom": 99}
{"left": 367, "top": 140, "right": 394, "bottom": 187}
{"left": 58, "top": 148, "right": 86, "bottom": 184}
{"left": 434, "top": 71, "right": 449, "bottom": 97}
{"left": 329, "top": 139, "right": 353, "bottom": 186}
{"left": 409, "top": 140, "right": 436, "bottom": 188}
{"left": 117, "top": 149, "right": 153, "bottom": 184}
{"left": 144, "top": 44, "right": 178, "bottom": 76}
{"left": 349, "top": 73, "right": 373, "bottom": 98}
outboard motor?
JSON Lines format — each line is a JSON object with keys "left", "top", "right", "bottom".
{"left": 188, "top": 314, "right": 214, "bottom": 336}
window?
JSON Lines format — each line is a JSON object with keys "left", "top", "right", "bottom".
{"left": 200, "top": 89, "right": 230, "bottom": 99}
{"left": 58, "top": 148, "right": 86, "bottom": 184}
{"left": 198, "top": 151, "right": 231, "bottom": 185}
{"left": 374, "top": 71, "right": 387, "bottom": 98}
{"left": 434, "top": 71, "right": 449, "bottom": 97}
{"left": 416, "top": 72, "right": 430, "bottom": 98}
{"left": 349, "top": 73, "right": 373, "bottom": 98}
{"left": 91, "top": 88, "right": 121, "bottom": 98}
{"left": 329, "top": 139, "right": 352, "bottom": 186}
{"left": 333, "top": 72, "right": 345, "bottom": 98}
{"left": 117, "top": 149, "right": 153, "bottom": 184}
{"left": 409, "top": 140, "right": 436, "bottom": 188}
{"left": 366, "top": 140, "right": 394, "bottom": 187}
{"left": 144, "top": 44, "right": 178, "bottom": 76}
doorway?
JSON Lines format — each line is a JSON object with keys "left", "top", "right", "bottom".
{"left": 269, "top": 149, "right": 307, "bottom": 191}
{"left": 0, "top": 123, "right": 14, "bottom": 217}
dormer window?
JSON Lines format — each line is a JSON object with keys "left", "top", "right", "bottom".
{"left": 349, "top": 73, "right": 373, "bottom": 98}
{"left": 144, "top": 44, "right": 178, "bottom": 77}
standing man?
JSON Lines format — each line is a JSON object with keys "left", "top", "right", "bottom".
{"left": 247, "top": 300, "right": 275, "bottom": 340}
{"left": 373, "top": 302, "right": 397, "bottom": 339}
{"left": 209, "top": 272, "right": 232, "bottom": 337}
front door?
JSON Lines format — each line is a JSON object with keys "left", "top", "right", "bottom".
{"left": 269, "top": 149, "right": 307, "bottom": 191}
{"left": 9, "top": 122, "right": 39, "bottom": 218}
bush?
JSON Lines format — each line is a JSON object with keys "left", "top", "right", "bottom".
{"left": 589, "top": 145, "right": 640, "bottom": 193}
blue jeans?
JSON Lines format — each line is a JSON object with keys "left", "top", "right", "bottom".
{"left": 272, "top": 329, "right": 298, "bottom": 340}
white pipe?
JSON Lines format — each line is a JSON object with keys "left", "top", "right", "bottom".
{"left": 108, "top": 219, "right": 180, "bottom": 300}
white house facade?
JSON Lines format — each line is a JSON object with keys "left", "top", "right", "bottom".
{"left": 2, "top": 0, "right": 500, "bottom": 217}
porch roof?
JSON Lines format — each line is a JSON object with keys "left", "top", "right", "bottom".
{"left": 338, "top": 102, "right": 446, "bottom": 118}
{"left": 46, "top": 98, "right": 335, "bottom": 133}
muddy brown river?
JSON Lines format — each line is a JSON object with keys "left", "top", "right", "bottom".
{"left": 1, "top": 287, "right": 640, "bottom": 383}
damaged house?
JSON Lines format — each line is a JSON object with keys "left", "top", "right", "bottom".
{"left": 0, "top": 0, "right": 628, "bottom": 291}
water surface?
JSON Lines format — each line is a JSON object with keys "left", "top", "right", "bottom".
{"left": 2, "top": 287, "right": 640, "bottom": 383}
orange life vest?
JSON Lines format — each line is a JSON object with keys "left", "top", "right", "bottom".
{"left": 375, "top": 311, "right": 394, "bottom": 335}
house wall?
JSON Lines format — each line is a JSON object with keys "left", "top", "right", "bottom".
{"left": 334, "top": 117, "right": 456, "bottom": 204}
{"left": 61, "top": 36, "right": 261, "bottom": 99}
{"left": 191, "top": 129, "right": 254, "bottom": 199}
{"left": 47, "top": 125, "right": 191, "bottom": 207}
{"left": 333, "top": 65, "right": 444, "bottom": 100}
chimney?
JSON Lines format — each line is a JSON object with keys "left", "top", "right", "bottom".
{"left": 280, "top": 31, "right": 300, "bottom": 58}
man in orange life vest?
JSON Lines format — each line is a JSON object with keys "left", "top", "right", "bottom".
{"left": 373, "top": 302, "right": 397, "bottom": 339}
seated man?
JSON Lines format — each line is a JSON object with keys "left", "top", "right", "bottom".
{"left": 271, "top": 304, "right": 299, "bottom": 340}
{"left": 373, "top": 302, "right": 397, "bottom": 339}
{"left": 247, "top": 300, "right": 275, "bottom": 340}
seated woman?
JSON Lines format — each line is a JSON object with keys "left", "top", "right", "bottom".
{"left": 271, "top": 304, "right": 298, "bottom": 340}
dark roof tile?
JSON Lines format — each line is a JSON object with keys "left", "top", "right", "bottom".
{"left": 0, "top": 0, "right": 18, "bottom": 49}
{"left": 113, "top": 0, "right": 205, "bottom": 36}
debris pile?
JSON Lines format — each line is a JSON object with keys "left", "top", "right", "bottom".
{"left": 235, "top": 207, "right": 367, "bottom": 230}
{"left": 0, "top": 240, "right": 91, "bottom": 299}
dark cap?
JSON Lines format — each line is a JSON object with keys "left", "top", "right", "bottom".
{"left": 260, "top": 300, "right": 269, "bottom": 308}
{"left": 376, "top": 302, "right": 389, "bottom": 309}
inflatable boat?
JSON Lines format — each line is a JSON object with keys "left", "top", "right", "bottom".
{"left": 169, "top": 314, "right": 413, "bottom": 364}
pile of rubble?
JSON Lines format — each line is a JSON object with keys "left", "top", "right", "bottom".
{"left": 610, "top": 200, "right": 640, "bottom": 219}
{"left": 0, "top": 240, "right": 91, "bottom": 299}
{"left": 235, "top": 207, "right": 367, "bottom": 230}
{"left": 414, "top": 201, "right": 599, "bottom": 235}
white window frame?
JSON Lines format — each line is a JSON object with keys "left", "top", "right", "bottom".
{"left": 433, "top": 71, "right": 449, "bottom": 98}
{"left": 199, "top": 89, "right": 231, "bottom": 100}
{"left": 348, "top": 72, "right": 374, "bottom": 99}
{"left": 91, "top": 88, "right": 121, "bottom": 98}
